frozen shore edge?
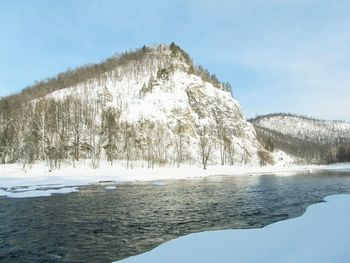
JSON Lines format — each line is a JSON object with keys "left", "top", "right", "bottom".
{"left": 114, "top": 194, "right": 350, "bottom": 263}
{"left": 0, "top": 162, "right": 350, "bottom": 198}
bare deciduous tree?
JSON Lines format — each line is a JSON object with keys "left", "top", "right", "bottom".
{"left": 198, "top": 126, "right": 216, "bottom": 170}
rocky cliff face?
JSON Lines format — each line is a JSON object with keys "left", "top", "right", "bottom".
{"left": 0, "top": 44, "right": 266, "bottom": 168}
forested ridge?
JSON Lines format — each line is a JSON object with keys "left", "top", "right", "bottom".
{"left": 251, "top": 113, "right": 350, "bottom": 164}
{"left": 0, "top": 43, "right": 230, "bottom": 109}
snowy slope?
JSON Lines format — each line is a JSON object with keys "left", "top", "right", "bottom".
{"left": 252, "top": 114, "right": 350, "bottom": 144}
{"left": 35, "top": 45, "right": 264, "bottom": 166}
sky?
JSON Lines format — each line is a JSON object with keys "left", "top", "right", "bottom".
{"left": 0, "top": 0, "right": 349, "bottom": 121}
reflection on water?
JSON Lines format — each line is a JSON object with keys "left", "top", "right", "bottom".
{"left": 1, "top": 170, "right": 350, "bottom": 263}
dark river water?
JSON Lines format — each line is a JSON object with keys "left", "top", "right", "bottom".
{"left": 1, "top": 170, "right": 350, "bottom": 263}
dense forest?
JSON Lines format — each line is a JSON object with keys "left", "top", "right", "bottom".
{"left": 0, "top": 93, "right": 191, "bottom": 170}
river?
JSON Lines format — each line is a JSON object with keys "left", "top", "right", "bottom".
{"left": 1, "top": 170, "right": 350, "bottom": 263}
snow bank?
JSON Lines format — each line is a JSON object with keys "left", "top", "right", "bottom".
{"left": 4, "top": 187, "right": 79, "bottom": 198}
{"left": 105, "top": 185, "right": 117, "bottom": 190}
{"left": 115, "top": 194, "right": 350, "bottom": 263}
{"left": 0, "top": 162, "right": 349, "bottom": 198}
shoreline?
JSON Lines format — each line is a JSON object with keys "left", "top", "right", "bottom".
{"left": 115, "top": 194, "right": 350, "bottom": 263}
{"left": 1, "top": 162, "right": 350, "bottom": 198}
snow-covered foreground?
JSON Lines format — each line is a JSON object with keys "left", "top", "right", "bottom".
{"left": 0, "top": 162, "right": 349, "bottom": 198}
{"left": 115, "top": 194, "right": 350, "bottom": 263}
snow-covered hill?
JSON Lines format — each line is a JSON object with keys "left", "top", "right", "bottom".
{"left": 250, "top": 114, "right": 350, "bottom": 164}
{"left": 251, "top": 114, "right": 350, "bottom": 144}
{"left": 0, "top": 44, "right": 267, "bottom": 169}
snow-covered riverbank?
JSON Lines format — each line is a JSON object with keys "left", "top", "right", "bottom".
{"left": 116, "top": 194, "right": 350, "bottom": 263}
{"left": 0, "top": 162, "right": 349, "bottom": 198}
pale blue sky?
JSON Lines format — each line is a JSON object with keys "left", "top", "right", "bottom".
{"left": 1, "top": 0, "right": 350, "bottom": 120}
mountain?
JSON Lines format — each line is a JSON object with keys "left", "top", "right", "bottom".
{"left": 250, "top": 113, "right": 350, "bottom": 164}
{"left": 0, "top": 43, "right": 269, "bottom": 170}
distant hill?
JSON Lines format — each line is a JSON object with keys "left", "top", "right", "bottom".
{"left": 250, "top": 113, "right": 350, "bottom": 164}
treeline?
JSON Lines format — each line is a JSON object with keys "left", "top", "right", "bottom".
{"left": 329, "top": 145, "right": 350, "bottom": 163}
{"left": 0, "top": 93, "right": 192, "bottom": 170}
{"left": 169, "top": 42, "right": 232, "bottom": 92}
{"left": 0, "top": 43, "right": 233, "bottom": 112}
{"left": 249, "top": 113, "right": 346, "bottom": 124}
{"left": 0, "top": 46, "right": 153, "bottom": 109}
{"left": 0, "top": 94, "right": 264, "bottom": 170}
